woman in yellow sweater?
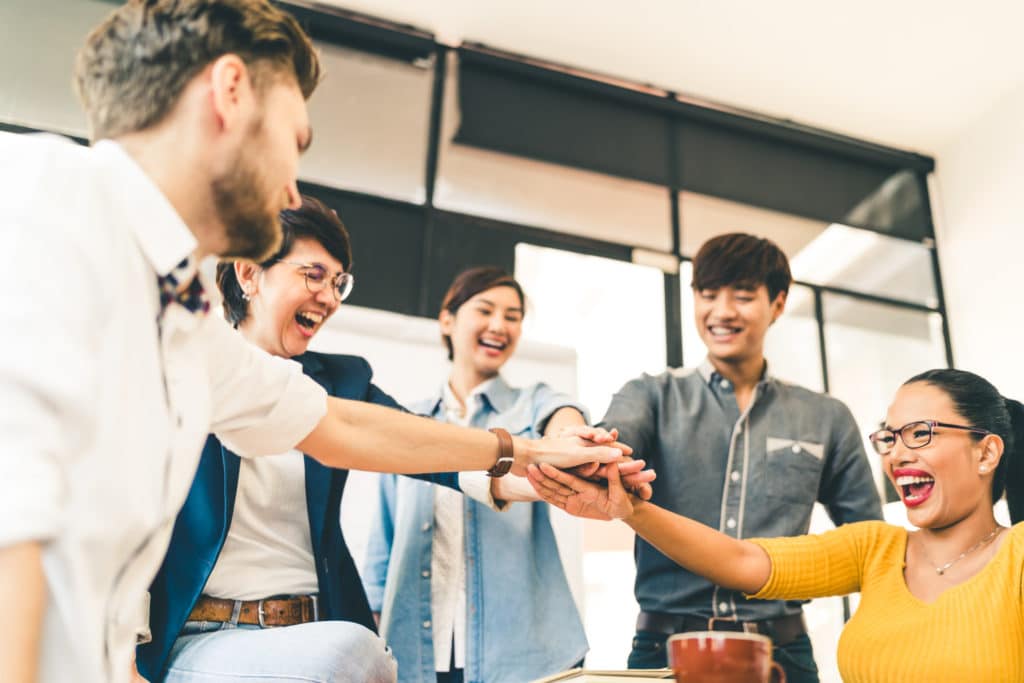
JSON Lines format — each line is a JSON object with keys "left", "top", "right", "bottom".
{"left": 528, "top": 368, "right": 1024, "bottom": 683}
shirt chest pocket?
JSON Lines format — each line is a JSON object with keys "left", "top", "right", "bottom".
{"left": 763, "top": 437, "right": 825, "bottom": 505}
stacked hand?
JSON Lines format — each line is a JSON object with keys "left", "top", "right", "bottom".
{"left": 537, "top": 425, "right": 655, "bottom": 507}
{"left": 511, "top": 425, "right": 632, "bottom": 477}
{"left": 527, "top": 442, "right": 641, "bottom": 521}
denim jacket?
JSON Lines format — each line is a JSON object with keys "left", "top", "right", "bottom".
{"left": 362, "top": 377, "right": 589, "bottom": 683}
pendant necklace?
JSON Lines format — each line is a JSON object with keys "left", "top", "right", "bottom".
{"left": 928, "top": 526, "right": 1003, "bottom": 576}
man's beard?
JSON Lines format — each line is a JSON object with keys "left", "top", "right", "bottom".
{"left": 212, "top": 128, "right": 282, "bottom": 261}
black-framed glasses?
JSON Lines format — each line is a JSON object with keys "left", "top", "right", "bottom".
{"left": 868, "top": 420, "right": 992, "bottom": 456}
{"left": 275, "top": 260, "right": 354, "bottom": 302}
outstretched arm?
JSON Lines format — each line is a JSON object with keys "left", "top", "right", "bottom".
{"left": 527, "top": 463, "right": 771, "bottom": 594}
{"left": 298, "top": 397, "right": 630, "bottom": 476}
{"left": 490, "top": 408, "right": 656, "bottom": 502}
{"left": 0, "top": 542, "right": 44, "bottom": 683}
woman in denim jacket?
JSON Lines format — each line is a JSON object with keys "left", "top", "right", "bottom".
{"left": 363, "top": 267, "right": 596, "bottom": 683}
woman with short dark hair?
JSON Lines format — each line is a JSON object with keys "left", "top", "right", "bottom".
{"left": 139, "top": 195, "right": 414, "bottom": 683}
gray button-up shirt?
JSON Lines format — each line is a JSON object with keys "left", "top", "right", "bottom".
{"left": 599, "top": 360, "right": 882, "bottom": 622}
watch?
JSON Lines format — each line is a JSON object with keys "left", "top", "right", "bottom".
{"left": 487, "top": 427, "right": 514, "bottom": 477}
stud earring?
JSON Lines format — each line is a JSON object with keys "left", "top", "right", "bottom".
{"left": 980, "top": 466, "right": 989, "bottom": 474}
{"left": 242, "top": 290, "right": 252, "bottom": 302}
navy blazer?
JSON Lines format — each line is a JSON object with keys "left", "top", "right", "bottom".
{"left": 137, "top": 351, "right": 459, "bottom": 682}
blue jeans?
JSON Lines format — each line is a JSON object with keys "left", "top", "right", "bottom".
{"left": 165, "top": 620, "right": 397, "bottom": 683}
{"left": 628, "top": 630, "right": 819, "bottom": 683}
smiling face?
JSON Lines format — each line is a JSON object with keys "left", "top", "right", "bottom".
{"left": 693, "top": 283, "right": 785, "bottom": 366}
{"left": 882, "top": 382, "right": 1002, "bottom": 530}
{"left": 441, "top": 285, "right": 524, "bottom": 380}
{"left": 213, "top": 78, "right": 311, "bottom": 261}
{"left": 238, "top": 237, "right": 344, "bottom": 358}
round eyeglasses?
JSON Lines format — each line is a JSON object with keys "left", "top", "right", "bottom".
{"left": 868, "top": 420, "right": 992, "bottom": 456}
{"left": 275, "top": 260, "right": 354, "bottom": 302}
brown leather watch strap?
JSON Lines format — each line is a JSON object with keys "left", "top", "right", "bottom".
{"left": 487, "top": 427, "right": 514, "bottom": 478}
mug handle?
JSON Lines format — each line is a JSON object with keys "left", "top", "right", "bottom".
{"left": 770, "top": 661, "right": 786, "bottom": 683}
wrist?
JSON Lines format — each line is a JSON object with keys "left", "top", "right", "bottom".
{"left": 487, "top": 427, "right": 515, "bottom": 477}
{"left": 510, "top": 435, "right": 537, "bottom": 476}
{"left": 623, "top": 495, "right": 646, "bottom": 524}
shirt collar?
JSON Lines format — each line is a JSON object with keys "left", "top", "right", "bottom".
{"left": 93, "top": 140, "right": 198, "bottom": 278}
{"left": 432, "top": 375, "right": 515, "bottom": 418}
{"left": 477, "top": 375, "right": 516, "bottom": 413}
{"left": 698, "top": 358, "right": 773, "bottom": 387}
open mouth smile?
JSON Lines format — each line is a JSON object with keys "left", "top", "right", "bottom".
{"left": 708, "top": 325, "right": 742, "bottom": 339}
{"left": 894, "top": 468, "right": 935, "bottom": 508}
{"left": 478, "top": 337, "right": 508, "bottom": 354}
{"left": 295, "top": 310, "right": 325, "bottom": 337}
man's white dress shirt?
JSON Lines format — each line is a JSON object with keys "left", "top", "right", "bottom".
{"left": 0, "top": 132, "right": 327, "bottom": 683}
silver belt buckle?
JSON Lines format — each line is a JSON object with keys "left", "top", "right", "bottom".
{"left": 310, "top": 594, "right": 319, "bottom": 622}
{"left": 257, "top": 599, "right": 268, "bottom": 628}
{"left": 707, "top": 616, "right": 733, "bottom": 631}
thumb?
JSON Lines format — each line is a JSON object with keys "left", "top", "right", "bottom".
{"left": 607, "top": 458, "right": 625, "bottom": 493}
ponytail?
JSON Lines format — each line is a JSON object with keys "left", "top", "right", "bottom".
{"left": 905, "top": 369, "right": 1023, "bottom": 522}
{"left": 1002, "top": 398, "right": 1024, "bottom": 524}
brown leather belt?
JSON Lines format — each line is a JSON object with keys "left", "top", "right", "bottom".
{"left": 636, "top": 610, "right": 806, "bottom": 647}
{"left": 189, "top": 595, "right": 319, "bottom": 628}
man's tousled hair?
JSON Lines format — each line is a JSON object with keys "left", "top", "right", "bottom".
{"left": 692, "top": 232, "right": 792, "bottom": 301}
{"left": 74, "top": 0, "right": 320, "bottom": 141}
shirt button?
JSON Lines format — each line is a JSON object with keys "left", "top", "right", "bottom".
{"left": 421, "top": 570, "right": 430, "bottom": 578}
{"left": 421, "top": 522, "right": 431, "bottom": 532}
{"left": 719, "top": 602, "right": 729, "bottom": 613}
{"left": 422, "top": 620, "right": 432, "bottom": 629}
{"left": 726, "top": 518, "right": 737, "bottom": 529}
{"left": 720, "top": 379, "right": 731, "bottom": 390}
{"left": 792, "top": 444, "right": 801, "bottom": 454}
{"left": 730, "top": 471, "right": 740, "bottom": 482}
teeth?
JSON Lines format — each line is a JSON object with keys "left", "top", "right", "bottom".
{"left": 896, "top": 475, "right": 934, "bottom": 486}
{"left": 479, "top": 339, "right": 506, "bottom": 350}
{"left": 298, "top": 311, "right": 324, "bottom": 324}
{"left": 709, "top": 326, "right": 740, "bottom": 336}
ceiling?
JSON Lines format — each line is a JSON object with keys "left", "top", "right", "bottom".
{"left": 320, "top": 0, "right": 1024, "bottom": 156}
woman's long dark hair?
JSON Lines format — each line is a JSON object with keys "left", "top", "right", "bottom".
{"left": 905, "top": 369, "right": 1024, "bottom": 523}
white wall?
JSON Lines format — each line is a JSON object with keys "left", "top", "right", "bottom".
{"left": 934, "top": 81, "right": 1024, "bottom": 397}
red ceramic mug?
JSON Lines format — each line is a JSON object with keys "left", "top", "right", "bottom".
{"left": 668, "top": 631, "right": 786, "bottom": 683}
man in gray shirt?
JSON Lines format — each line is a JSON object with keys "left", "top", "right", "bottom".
{"left": 603, "top": 233, "right": 882, "bottom": 682}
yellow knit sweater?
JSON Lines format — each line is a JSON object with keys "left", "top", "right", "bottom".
{"left": 750, "top": 521, "right": 1024, "bottom": 683}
